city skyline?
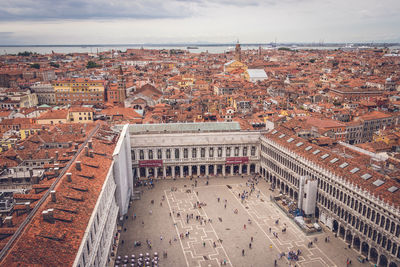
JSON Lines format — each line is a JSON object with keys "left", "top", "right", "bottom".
{"left": 1, "top": 0, "right": 400, "bottom": 45}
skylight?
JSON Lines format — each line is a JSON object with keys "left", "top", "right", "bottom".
{"left": 361, "top": 173, "right": 372, "bottom": 180}
{"left": 330, "top": 158, "right": 339, "bottom": 164}
{"left": 312, "top": 149, "right": 321, "bottom": 155}
{"left": 372, "top": 179, "right": 384, "bottom": 187}
{"left": 305, "top": 146, "right": 312, "bottom": 151}
{"left": 287, "top": 138, "right": 294, "bottom": 143}
{"left": 321, "top": 153, "right": 329, "bottom": 159}
{"left": 296, "top": 142, "right": 304, "bottom": 147}
{"left": 350, "top": 167, "right": 360, "bottom": 173}
{"left": 388, "top": 186, "right": 398, "bottom": 193}
{"left": 279, "top": 134, "right": 286, "bottom": 139}
{"left": 339, "top": 162, "right": 349, "bottom": 168}
{"left": 271, "top": 130, "right": 278, "bottom": 134}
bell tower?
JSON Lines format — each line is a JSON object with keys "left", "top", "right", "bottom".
{"left": 235, "top": 41, "right": 241, "bottom": 62}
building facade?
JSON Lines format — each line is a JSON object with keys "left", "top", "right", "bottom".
{"left": 259, "top": 129, "right": 400, "bottom": 267}
{"left": 52, "top": 78, "right": 105, "bottom": 105}
{"left": 30, "top": 83, "right": 56, "bottom": 105}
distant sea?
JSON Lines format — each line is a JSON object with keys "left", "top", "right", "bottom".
{"left": 0, "top": 44, "right": 399, "bottom": 55}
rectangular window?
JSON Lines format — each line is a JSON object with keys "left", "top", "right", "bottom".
{"left": 139, "top": 150, "right": 144, "bottom": 160}
{"left": 251, "top": 146, "right": 256, "bottom": 156}
{"left": 234, "top": 147, "right": 239, "bottom": 156}
{"left": 157, "top": 149, "right": 162, "bottom": 159}
{"left": 148, "top": 150, "right": 153, "bottom": 160}
{"left": 175, "top": 149, "right": 179, "bottom": 159}
{"left": 184, "top": 148, "right": 188, "bottom": 158}
{"left": 226, "top": 147, "right": 231, "bottom": 157}
{"left": 209, "top": 147, "right": 214, "bottom": 157}
{"left": 243, "top": 147, "right": 247, "bottom": 156}
{"left": 192, "top": 148, "right": 197, "bottom": 158}
{"left": 166, "top": 149, "right": 171, "bottom": 159}
{"left": 201, "top": 148, "right": 205, "bottom": 158}
{"left": 218, "top": 147, "right": 222, "bottom": 157}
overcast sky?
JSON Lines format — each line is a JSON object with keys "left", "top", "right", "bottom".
{"left": 0, "top": 0, "right": 399, "bottom": 45}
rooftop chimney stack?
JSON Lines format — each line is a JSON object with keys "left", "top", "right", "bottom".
{"left": 66, "top": 172, "right": 72, "bottom": 182}
{"left": 88, "top": 140, "right": 93, "bottom": 149}
{"left": 45, "top": 151, "right": 49, "bottom": 159}
{"left": 4, "top": 216, "right": 13, "bottom": 227}
{"left": 48, "top": 209, "right": 54, "bottom": 220}
{"left": 89, "top": 150, "right": 94, "bottom": 158}
{"left": 85, "top": 146, "right": 89, "bottom": 156}
{"left": 50, "top": 190, "right": 56, "bottom": 202}
{"left": 74, "top": 143, "right": 79, "bottom": 150}
{"left": 55, "top": 151, "right": 59, "bottom": 160}
{"left": 75, "top": 161, "right": 81, "bottom": 171}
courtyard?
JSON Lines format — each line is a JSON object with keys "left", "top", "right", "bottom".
{"left": 116, "top": 176, "right": 366, "bottom": 267}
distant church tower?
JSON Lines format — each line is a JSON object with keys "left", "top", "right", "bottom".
{"left": 235, "top": 41, "right": 242, "bottom": 62}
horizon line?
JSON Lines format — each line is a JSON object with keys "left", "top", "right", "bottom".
{"left": 0, "top": 42, "right": 400, "bottom": 48}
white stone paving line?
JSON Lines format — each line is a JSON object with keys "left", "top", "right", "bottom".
{"left": 254, "top": 184, "right": 337, "bottom": 267}
{"left": 165, "top": 189, "right": 190, "bottom": 267}
{"left": 192, "top": 187, "right": 233, "bottom": 267}
{"left": 228, "top": 183, "right": 335, "bottom": 267}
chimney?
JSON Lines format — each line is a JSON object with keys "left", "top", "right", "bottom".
{"left": 45, "top": 151, "right": 49, "bottom": 159}
{"left": 48, "top": 209, "right": 54, "bottom": 219}
{"left": 4, "top": 216, "right": 13, "bottom": 227}
{"left": 42, "top": 210, "right": 48, "bottom": 221}
{"left": 54, "top": 167, "right": 59, "bottom": 175}
{"left": 50, "top": 190, "right": 56, "bottom": 202}
{"left": 55, "top": 151, "right": 59, "bottom": 160}
{"left": 88, "top": 140, "right": 93, "bottom": 149}
{"left": 25, "top": 202, "right": 30, "bottom": 211}
{"left": 75, "top": 161, "right": 81, "bottom": 171}
{"left": 89, "top": 150, "right": 94, "bottom": 158}
{"left": 74, "top": 143, "right": 79, "bottom": 150}
{"left": 68, "top": 141, "right": 73, "bottom": 148}
{"left": 66, "top": 172, "right": 72, "bottom": 182}
{"left": 85, "top": 146, "right": 89, "bottom": 156}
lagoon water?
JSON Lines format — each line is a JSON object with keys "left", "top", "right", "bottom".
{"left": 0, "top": 44, "right": 398, "bottom": 55}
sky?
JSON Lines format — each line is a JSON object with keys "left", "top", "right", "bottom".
{"left": 0, "top": 0, "right": 399, "bottom": 45}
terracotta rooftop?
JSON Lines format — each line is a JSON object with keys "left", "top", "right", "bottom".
{"left": 0, "top": 124, "right": 119, "bottom": 266}
{"left": 264, "top": 127, "right": 400, "bottom": 209}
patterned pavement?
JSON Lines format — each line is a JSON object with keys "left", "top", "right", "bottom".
{"left": 117, "top": 177, "right": 365, "bottom": 267}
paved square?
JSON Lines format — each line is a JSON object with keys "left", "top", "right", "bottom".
{"left": 116, "top": 176, "right": 365, "bottom": 267}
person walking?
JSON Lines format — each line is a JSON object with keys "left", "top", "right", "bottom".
{"left": 242, "top": 249, "right": 245, "bottom": 256}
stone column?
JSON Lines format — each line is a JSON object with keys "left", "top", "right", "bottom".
{"left": 155, "top": 168, "right": 158, "bottom": 179}
{"left": 189, "top": 165, "right": 192, "bottom": 176}
{"left": 136, "top": 167, "right": 140, "bottom": 178}
{"left": 230, "top": 165, "right": 234, "bottom": 176}
{"left": 206, "top": 165, "right": 209, "bottom": 176}
{"left": 239, "top": 164, "right": 243, "bottom": 174}
{"left": 180, "top": 166, "right": 183, "bottom": 178}
{"left": 163, "top": 166, "right": 166, "bottom": 178}
{"left": 145, "top": 168, "right": 149, "bottom": 178}
{"left": 222, "top": 165, "right": 226, "bottom": 176}
{"left": 197, "top": 165, "right": 200, "bottom": 176}
{"left": 214, "top": 164, "right": 217, "bottom": 176}
{"left": 172, "top": 166, "right": 175, "bottom": 178}
{"left": 247, "top": 164, "right": 250, "bottom": 175}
